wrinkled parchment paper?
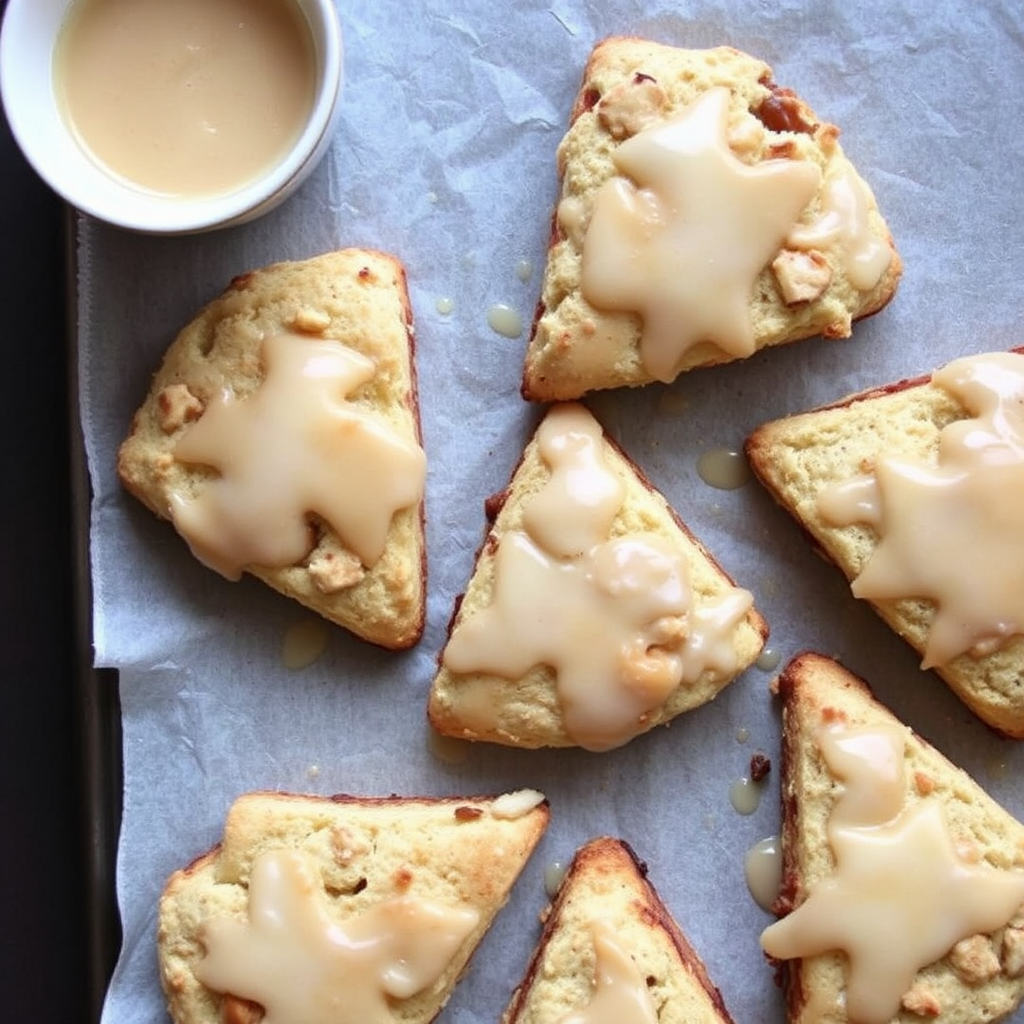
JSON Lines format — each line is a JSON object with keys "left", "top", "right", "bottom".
{"left": 79, "top": 2, "right": 1024, "bottom": 1021}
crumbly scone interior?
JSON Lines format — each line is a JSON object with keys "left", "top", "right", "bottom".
{"left": 502, "top": 836, "right": 736, "bottom": 1024}
{"left": 524, "top": 38, "right": 901, "bottom": 401}
{"left": 770, "top": 654, "right": 1024, "bottom": 1024}
{"left": 117, "top": 249, "right": 427, "bottom": 649}
{"left": 746, "top": 361, "right": 1024, "bottom": 737}
{"left": 158, "top": 790, "right": 550, "bottom": 1024}
{"left": 429, "top": 404, "right": 766, "bottom": 749}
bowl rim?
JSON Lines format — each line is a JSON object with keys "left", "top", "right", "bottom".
{"left": 0, "top": 0, "right": 343, "bottom": 234}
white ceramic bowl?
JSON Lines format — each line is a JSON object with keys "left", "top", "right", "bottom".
{"left": 0, "top": 0, "right": 343, "bottom": 234}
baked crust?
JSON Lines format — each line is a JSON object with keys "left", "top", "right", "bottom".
{"left": 157, "top": 789, "right": 550, "bottom": 1024}
{"left": 523, "top": 38, "right": 901, "bottom": 401}
{"left": 117, "top": 249, "right": 426, "bottom": 649}
{"left": 745, "top": 352, "right": 1024, "bottom": 737}
{"left": 769, "top": 653, "right": 1024, "bottom": 1024}
{"left": 501, "top": 836, "right": 737, "bottom": 1024}
{"left": 427, "top": 404, "right": 768, "bottom": 749}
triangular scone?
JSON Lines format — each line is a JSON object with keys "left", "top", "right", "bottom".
{"left": 522, "top": 38, "right": 901, "bottom": 402}
{"left": 118, "top": 249, "right": 427, "bottom": 649}
{"left": 158, "top": 789, "right": 550, "bottom": 1024}
{"left": 746, "top": 350, "right": 1024, "bottom": 737}
{"left": 428, "top": 402, "right": 767, "bottom": 752}
{"left": 501, "top": 836, "right": 738, "bottom": 1024}
{"left": 763, "top": 653, "right": 1024, "bottom": 1024}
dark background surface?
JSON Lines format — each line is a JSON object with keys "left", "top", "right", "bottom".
{"left": 1, "top": 0, "right": 121, "bottom": 1018}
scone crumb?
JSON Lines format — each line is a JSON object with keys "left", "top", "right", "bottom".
{"left": 308, "top": 549, "right": 366, "bottom": 593}
{"left": 292, "top": 307, "right": 332, "bottom": 333}
{"left": 765, "top": 139, "right": 799, "bottom": 160}
{"left": 650, "top": 615, "right": 688, "bottom": 646}
{"left": 950, "top": 934, "right": 1001, "bottom": 984}
{"left": 597, "top": 73, "right": 667, "bottom": 139}
{"left": 726, "top": 116, "right": 765, "bottom": 158}
{"left": 913, "top": 770, "right": 936, "bottom": 796}
{"left": 772, "top": 249, "right": 832, "bottom": 305}
{"left": 331, "top": 825, "right": 370, "bottom": 864}
{"left": 822, "top": 318, "right": 853, "bottom": 340}
{"left": 901, "top": 982, "right": 941, "bottom": 1017}
{"left": 156, "top": 383, "right": 204, "bottom": 434}
{"left": 1002, "top": 927, "right": 1024, "bottom": 978}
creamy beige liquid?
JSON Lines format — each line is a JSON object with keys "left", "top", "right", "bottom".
{"left": 744, "top": 836, "right": 782, "bottom": 912}
{"left": 543, "top": 860, "right": 568, "bottom": 898}
{"left": 487, "top": 303, "right": 523, "bottom": 338}
{"left": 729, "top": 775, "right": 764, "bottom": 815}
{"left": 55, "top": 0, "right": 316, "bottom": 197}
{"left": 281, "top": 618, "right": 330, "bottom": 671}
{"left": 697, "top": 447, "right": 750, "bottom": 490}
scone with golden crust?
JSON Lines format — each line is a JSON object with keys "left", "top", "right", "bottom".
{"left": 523, "top": 38, "right": 901, "bottom": 401}
{"left": 502, "top": 836, "right": 737, "bottom": 1024}
{"left": 428, "top": 402, "right": 767, "bottom": 752}
{"left": 746, "top": 350, "right": 1024, "bottom": 737}
{"left": 763, "top": 653, "right": 1024, "bottom": 1024}
{"left": 158, "top": 789, "right": 550, "bottom": 1024}
{"left": 118, "top": 249, "right": 426, "bottom": 649}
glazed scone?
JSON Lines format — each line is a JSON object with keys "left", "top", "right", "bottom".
{"left": 428, "top": 402, "right": 767, "bottom": 751}
{"left": 501, "top": 836, "right": 738, "bottom": 1024}
{"left": 763, "top": 653, "right": 1024, "bottom": 1024}
{"left": 118, "top": 249, "right": 427, "bottom": 649}
{"left": 746, "top": 350, "right": 1024, "bottom": 737}
{"left": 158, "top": 788, "right": 550, "bottom": 1024}
{"left": 523, "top": 38, "right": 901, "bottom": 401}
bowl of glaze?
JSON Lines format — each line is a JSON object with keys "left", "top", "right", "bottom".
{"left": 0, "top": 0, "right": 343, "bottom": 234}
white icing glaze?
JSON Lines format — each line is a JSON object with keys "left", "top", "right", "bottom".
{"left": 172, "top": 332, "right": 426, "bottom": 580}
{"left": 196, "top": 849, "right": 480, "bottom": 1024}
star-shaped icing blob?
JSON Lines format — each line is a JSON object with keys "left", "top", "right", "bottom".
{"left": 195, "top": 849, "right": 479, "bottom": 1024}
{"left": 818, "top": 352, "right": 1024, "bottom": 666}
{"left": 761, "top": 800, "right": 1024, "bottom": 1024}
{"left": 444, "top": 530, "right": 691, "bottom": 751}
{"left": 581, "top": 86, "right": 821, "bottom": 382}
{"left": 171, "top": 332, "right": 426, "bottom": 580}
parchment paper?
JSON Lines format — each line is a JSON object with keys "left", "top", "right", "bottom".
{"left": 79, "top": 2, "right": 1024, "bottom": 1022}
